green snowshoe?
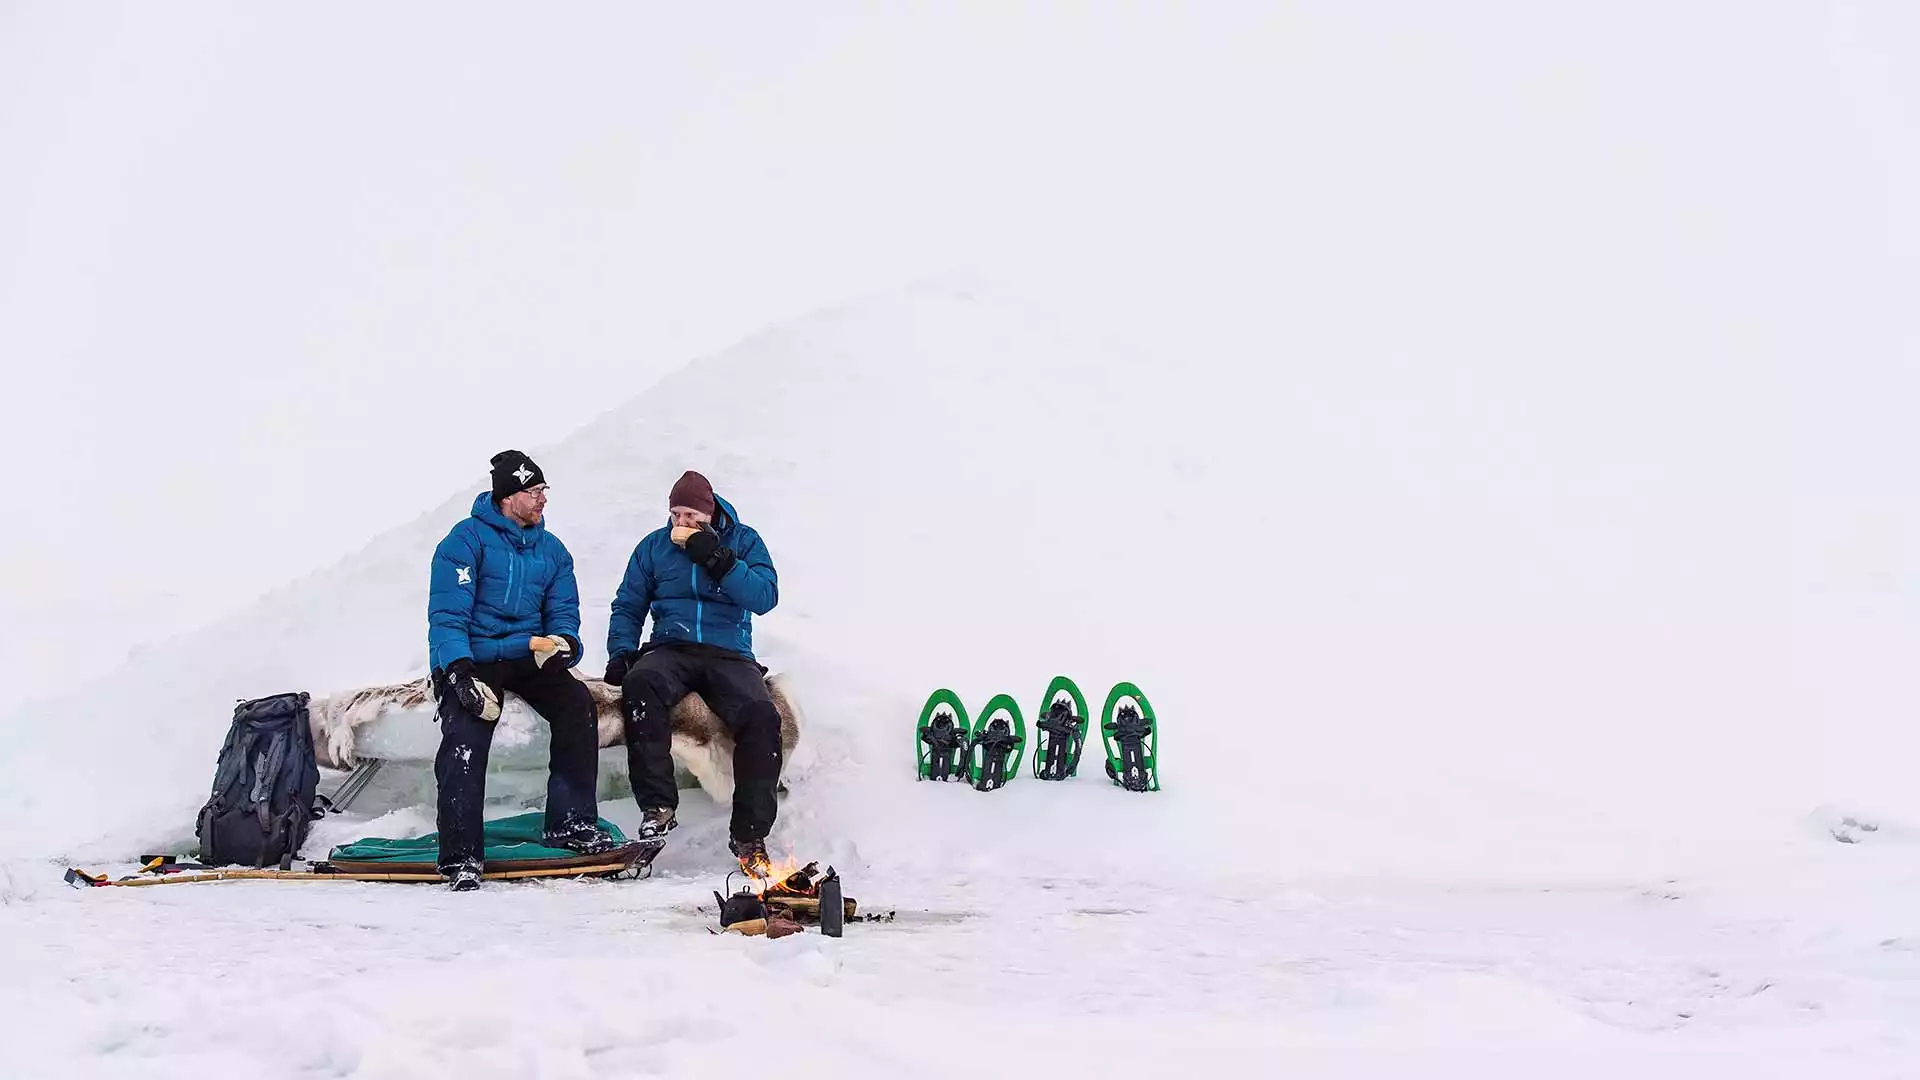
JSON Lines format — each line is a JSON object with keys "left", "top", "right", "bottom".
{"left": 916, "top": 689, "right": 972, "bottom": 781}
{"left": 968, "top": 693, "right": 1026, "bottom": 792}
{"left": 1030, "top": 675, "right": 1090, "bottom": 781}
{"left": 1100, "top": 682, "right": 1159, "bottom": 792}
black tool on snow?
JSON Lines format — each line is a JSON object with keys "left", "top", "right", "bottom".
{"left": 818, "top": 868, "right": 845, "bottom": 938}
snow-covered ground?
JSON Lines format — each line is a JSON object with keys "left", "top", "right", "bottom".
{"left": 4, "top": 837, "right": 1917, "bottom": 1078}
{"left": 3, "top": 284, "right": 1917, "bottom": 1076}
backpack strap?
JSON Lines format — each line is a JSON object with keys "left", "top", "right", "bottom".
{"left": 250, "top": 729, "right": 291, "bottom": 828}
{"left": 209, "top": 730, "right": 261, "bottom": 807}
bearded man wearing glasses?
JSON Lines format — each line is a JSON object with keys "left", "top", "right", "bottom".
{"left": 425, "top": 449, "right": 614, "bottom": 891}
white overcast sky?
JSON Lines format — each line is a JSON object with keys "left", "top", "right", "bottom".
{"left": 1, "top": 2, "right": 1916, "bottom": 702}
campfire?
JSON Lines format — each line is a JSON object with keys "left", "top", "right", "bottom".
{"left": 713, "top": 859, "right": 885, "bottom": 938}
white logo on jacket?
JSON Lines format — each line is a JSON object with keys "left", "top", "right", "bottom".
{"left": 455, "top": 566, "right": 473, "bottom": 585}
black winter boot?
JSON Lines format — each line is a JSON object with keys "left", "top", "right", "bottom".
{"left": 544, "top": 820, "right": 620, "bottom": 856}
{"left": 637, "top": 807, "right": 678, "bottom": 842}
{"left": 729, "top": 836, "right": 771, "bottom": 878}
{"left": 445, "top": 858, "right": 484, "bottom": 892}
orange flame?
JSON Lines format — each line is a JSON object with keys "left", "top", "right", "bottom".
{"left": 750, "top": 844, "right": 813, "bottom": 896}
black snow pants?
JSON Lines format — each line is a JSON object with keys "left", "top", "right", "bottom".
{"left": 620, "top": 642, "right": 782, "bottom": 844}
{"left": 433, "top": 655, "right": 600, "bottom": 870}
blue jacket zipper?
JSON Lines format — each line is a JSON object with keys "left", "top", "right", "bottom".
{"left": 507, "top": 548, "right": 519, "bottom": 614}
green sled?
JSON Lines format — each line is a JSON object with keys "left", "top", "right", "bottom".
{"left": 325, "top": 812, "right": 642, "bottom": 875}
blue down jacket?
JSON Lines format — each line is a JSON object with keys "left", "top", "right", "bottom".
{"left": 606, "top": 494, "right": 778, "bottom": 661}
{"left": 427, "top": 493, "right": 582, "bottom": 669}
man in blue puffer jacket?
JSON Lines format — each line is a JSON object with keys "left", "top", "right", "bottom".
{"left": 427, "top": 450, "right": 612, "bottom": 891}
{"left": 603, "top": 470, "right": 782, "bottom": 875}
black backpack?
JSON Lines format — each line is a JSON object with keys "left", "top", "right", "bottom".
{"left": 196, "top": 692, "right": 323, "bottom": 867}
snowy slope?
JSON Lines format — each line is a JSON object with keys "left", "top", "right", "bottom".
{"left": 6, "top": 278, "right": 1915, "bottom": 867}
{"left": 2, "top": 282, "right": 1918, "bottom": 1075}
{"left": 0, "top": 279, "right": 1198, "bottom": 862}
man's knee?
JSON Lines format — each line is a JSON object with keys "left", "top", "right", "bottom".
{"left": 524, "top": 664, "right": 590, "bottom": 715}
{"left": 437, "top": 695, "right": 490, "bottom": 745}
{"left": 552, "top": 678, "right": 596, "bottom": 732}
{"left": 621, "top": 670, "right": 677, "bottom": 739}
{"left": 731, "top": 699, "right": 782, "bottom": 751}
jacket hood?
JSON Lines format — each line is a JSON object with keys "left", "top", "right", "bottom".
{"left": 470, "top": 491, "right": 546, "bottom": 548}
{"left": 712, "top": 493, "right": 741, "bottom": 535}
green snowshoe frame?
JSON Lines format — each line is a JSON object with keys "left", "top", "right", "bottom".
{"left": 1030, "top": 675, "right": 1090, "bottom": 780}
{"left": 1100, "top": 682, "right": 1160, "bottom": 792}
{"left": 916, "top": 689, "right": 972, "bottom": 781}
{"left": 968, "top": 693, "right": 1026, "bottom": 790}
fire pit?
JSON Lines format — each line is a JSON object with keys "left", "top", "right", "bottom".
{"left": 713, "top": 861, "right": 884, "bottom": 937}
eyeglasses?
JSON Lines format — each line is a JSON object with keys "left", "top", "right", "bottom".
{"left": 523, "top": 485, "right": 550, "bottom": 497}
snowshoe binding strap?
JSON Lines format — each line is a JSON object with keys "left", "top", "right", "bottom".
{"left": 1034, "top": 699, "right": 1087, "bottom": 781}
{"left": 920, "top": 713, "right": 968, "bottom": 782}
{"left": 971, "top": 718, "right": 1021, "bottom": 792}
{"left": 1102, "top": 704, "right": 1154, "bottom": 792}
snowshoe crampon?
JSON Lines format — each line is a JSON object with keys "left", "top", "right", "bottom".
{"left": 1100, "top": 682, "right": 1159, "bottom": 792}
{"left": 916, "top": 689, "right": 972, "bottom": 781}
{"left": 1030, "top": 675, "right": 1089, "bottom": 781}
{"left": 968, "top": 694, "right": 1026, "bottom": 792}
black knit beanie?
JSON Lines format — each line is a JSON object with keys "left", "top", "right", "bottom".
{"left": 490, "top": 450, "right": 546, "bottom": 502}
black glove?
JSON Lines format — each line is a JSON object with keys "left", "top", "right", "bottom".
{"left": 683, "top": 529, "right": 738, "bottom": 580}
{"left": 604, "top": 652, "right": 634, "bottom": 687}
{"left": 445, "top": 658, "right": 501, "bottom": 722}
{"left": 556, "top": 633, "right": 583, "bottom": 670}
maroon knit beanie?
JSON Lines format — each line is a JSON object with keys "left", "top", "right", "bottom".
{"left": 668, "top": 470, "right": 716, "bottom": 516}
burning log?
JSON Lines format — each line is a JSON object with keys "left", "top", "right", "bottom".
{"left": 764, "top": 861, "right": 821, "bottom": 899}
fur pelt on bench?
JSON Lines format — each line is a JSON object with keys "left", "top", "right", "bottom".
{"left": 308, "top": 670, "right": 802, "bottom": 805}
